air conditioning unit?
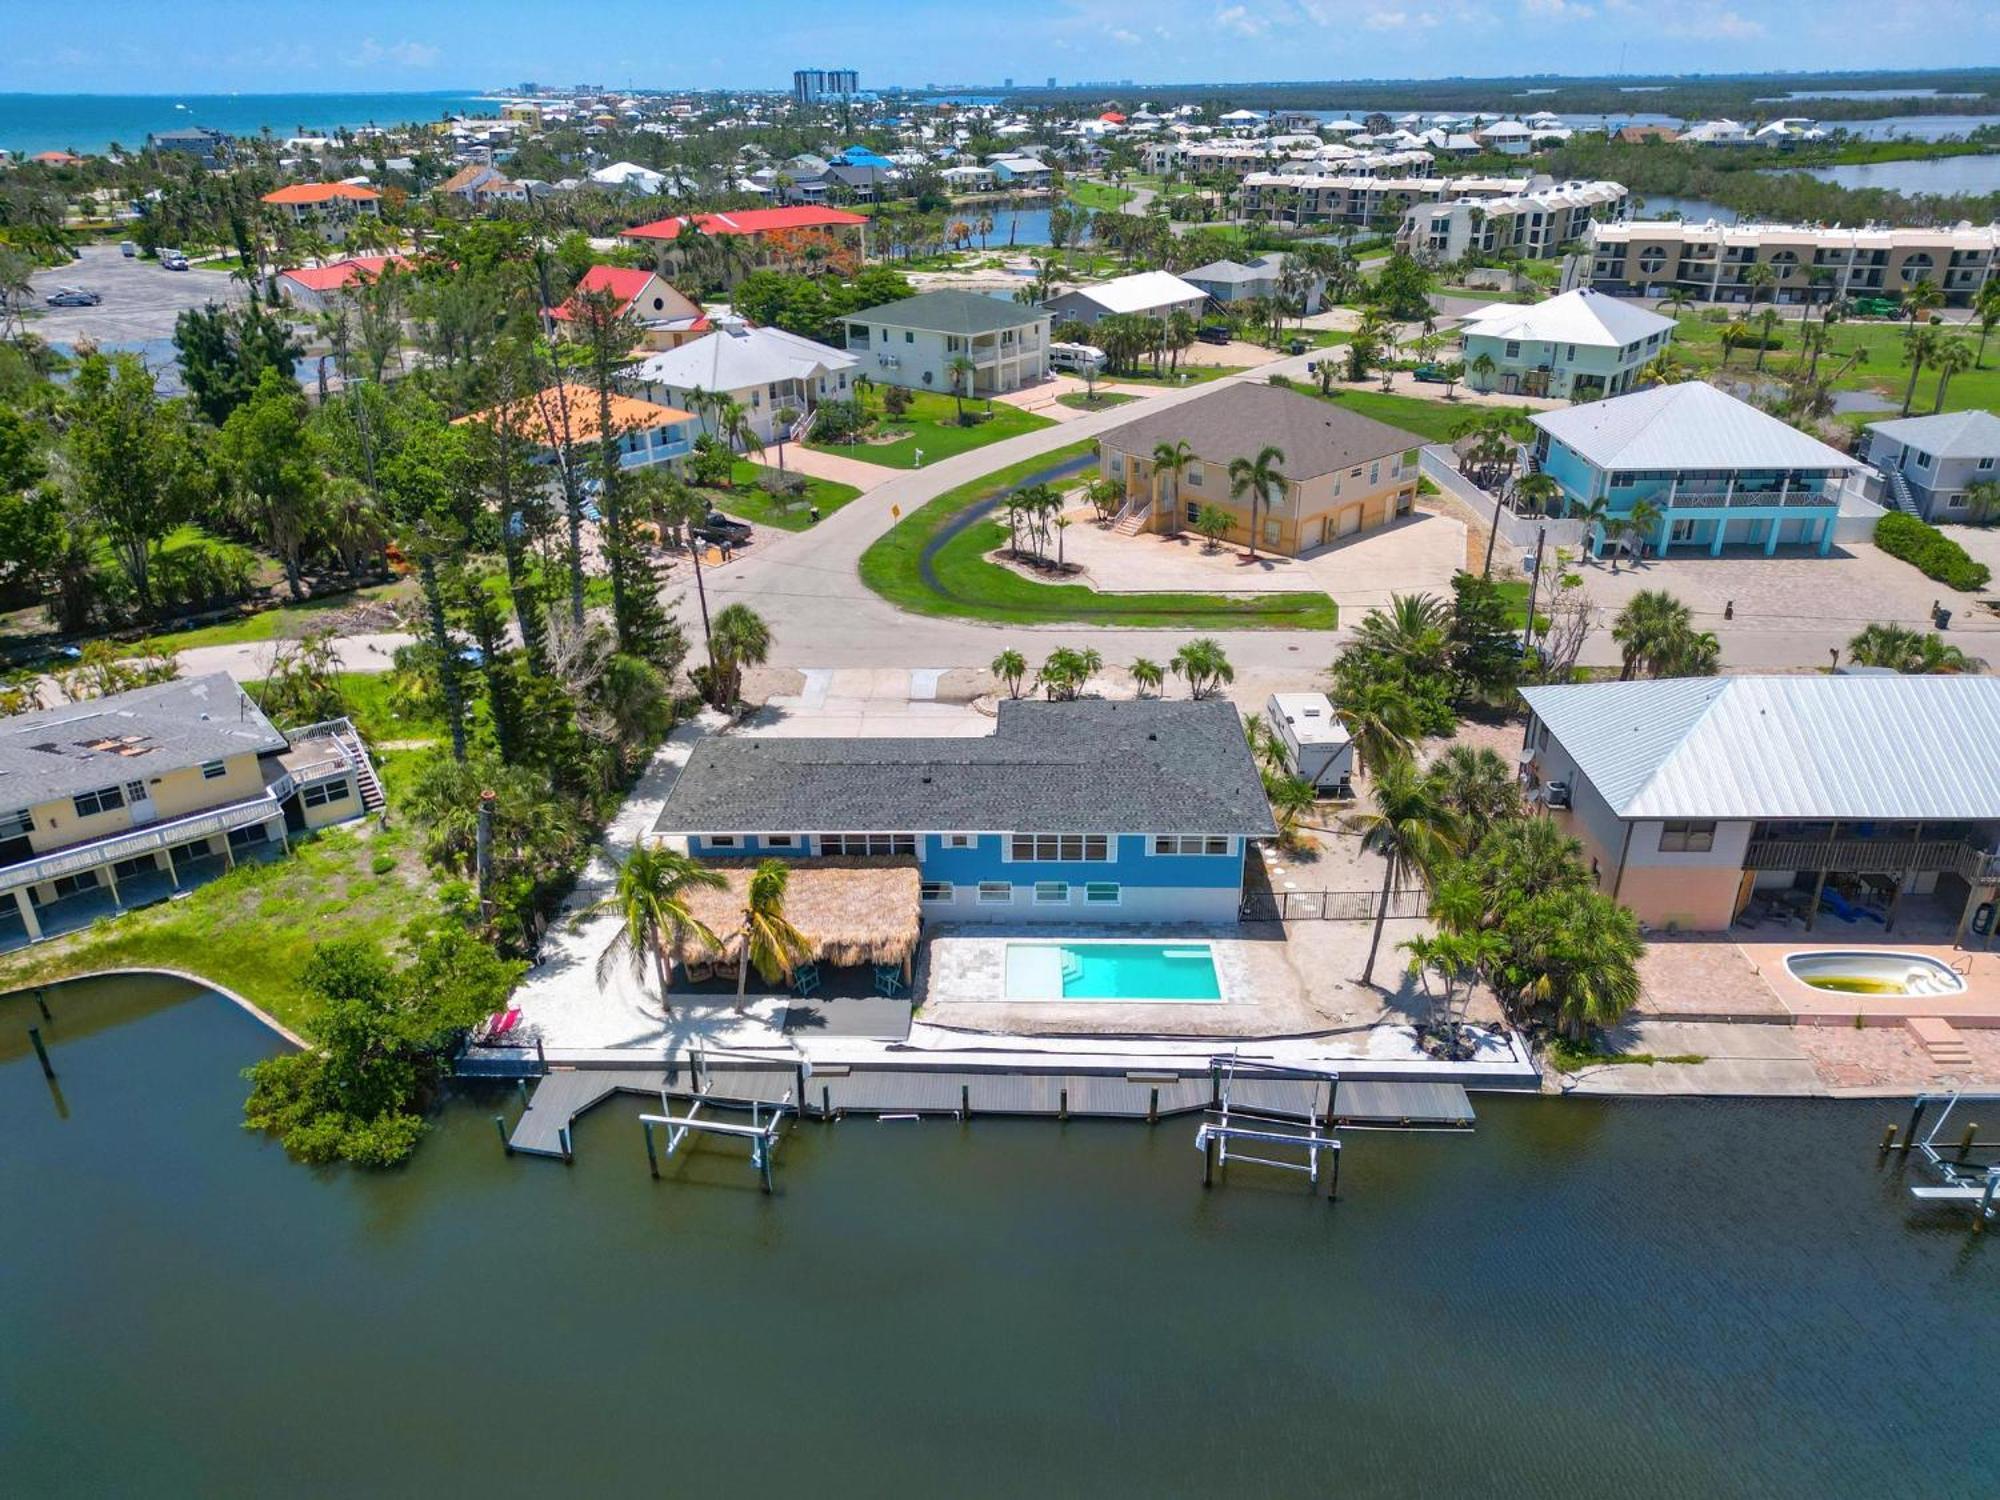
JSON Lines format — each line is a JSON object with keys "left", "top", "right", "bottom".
{"left": 1545, "top": 780, "right": 1571, "bottom": 809}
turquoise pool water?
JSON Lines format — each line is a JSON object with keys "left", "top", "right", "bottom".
{"left": 1004, "top": 941, "right": 1222, "bottom": 1002}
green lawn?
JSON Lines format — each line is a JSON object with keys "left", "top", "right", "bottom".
{"left": 126, "top": 582, "right": 408, "bottom": 656}
{"left": 1106, "top": 365, "right": 1243, "bottom": 387}
{"left": 1305, "top": 386, "right": 1481, "bottom": 444}
{"left": 1068, "top": 181, "right": 1135, "bottom": 211}
{"left": 0, "top": 809, "right": 439, "bottom": 1034}
{"left": 859, "top": 443, "right": 1340, "bottom": 630}
{"left": 1056, "top": 390, "right": 1139, "bottom": 411}
{"left": 806, "top": 389, "right": 1054, "bottom": 470}
{"left": 703, "top": 460, "right": 862, "bottom": 532}
{"left": 1669, "top": 312, "right": 2000, "bottom": 417}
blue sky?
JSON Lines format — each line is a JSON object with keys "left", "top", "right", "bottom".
{"left": 7, "top": 1, "right": 1995, "bottom": 93}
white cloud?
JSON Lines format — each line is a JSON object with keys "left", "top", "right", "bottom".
{"left": 1522, "top": 0, "right": 1594, "bottom": 17}
{"left": 1213, "top": 5, "right": 1270, "bottom": 36}
{"left": 347, "top": 38, "right": 442, "bottom": 69}
{"left": 1109, "top": 26, "right": 1141, "bottom": 43}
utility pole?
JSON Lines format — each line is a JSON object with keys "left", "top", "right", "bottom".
{"left": 1520, "top": 525, "right": 1547, "bottom": 656}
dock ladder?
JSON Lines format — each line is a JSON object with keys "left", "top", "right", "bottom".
{"left": 1194, "top": 1051, "right": 1343, "bottom": 1200}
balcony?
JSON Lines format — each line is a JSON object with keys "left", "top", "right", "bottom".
{"left": 1658, "top": 481, "right": 1834, "bottom": 510}
{"left": 0, "top": 786, "right": 292, "bottom": 896}
{"left": 1744, "top": 836, "right": 1998, "bottom": 883}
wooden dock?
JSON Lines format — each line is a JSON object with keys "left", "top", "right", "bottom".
{"left": 498, "top": 1060, "right": 1342, "bottom": 1160}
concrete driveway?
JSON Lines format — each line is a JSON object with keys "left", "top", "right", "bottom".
{"left": 27, "top": 243, "right": 243, "bottom": 352}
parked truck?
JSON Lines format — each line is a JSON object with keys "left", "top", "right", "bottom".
{"left": 1265, "top": 692, "right": 1353, "bottom": 799}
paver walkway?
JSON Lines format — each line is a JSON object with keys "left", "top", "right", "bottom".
{"left": 766, "top": 444, "right": 895, "bottom": 491}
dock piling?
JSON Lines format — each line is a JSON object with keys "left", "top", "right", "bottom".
{"left": 1903, "top": 1099, "right": 1928, "bottom": 1153}
{"left": 1059, "top": 1087, "right": 1068, "bottom": 1121}
{"left": 494, "top": 1114, "right": 511, "bottom": 1155}
{"left": 27, "top": 1025, "right": 53, "bottom": 1079}
{"left": 643, "top": 1119, "right": 659, "bottom": 1179}
{"left": 961, "top": 1084, "right": 970, "bottom": 1121}
{"left": 34, "top": 987, "right": 51, "bottom": 1021}
{"left": 821, "top": 1084, "right": 830, "bottom": 1118}
{"left": 1880, "top": 1123, "right": 1899, "bottom": 1152}
{"left": 1148, "top": 1087, "right": 1160, "bottom": 1125}
{"left": 559, "top": 1125, "right": 573, "bottom": 1163}
{"left": 1958, "top": 1123, "right": 1980, "bottom": 1163}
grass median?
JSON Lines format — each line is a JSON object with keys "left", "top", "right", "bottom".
{"left": 859, "top": 442, "right": 1340, "bottom": 630}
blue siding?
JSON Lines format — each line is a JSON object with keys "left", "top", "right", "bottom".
{"left": 685, "top": 831, "right": 1245, "bottom": 893}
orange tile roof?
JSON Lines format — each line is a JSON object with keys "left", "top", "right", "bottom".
{"left": 455, "top": 384, "right": 695, "bottom": 449}
{"left": 620, "top": 205, "right": 867, "bottom": 241}
{"left": 262, "top": 182, "right": 381, "bottom": 206}
{"left": 278, "top": 254, "right": 412, "bottom": 293}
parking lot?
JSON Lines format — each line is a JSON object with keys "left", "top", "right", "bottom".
{"left": 27, "top": 243, "right": 243, "bottom": 350}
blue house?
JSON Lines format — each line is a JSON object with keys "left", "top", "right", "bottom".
{"left": 1528, "top": 381, "right": 1861, "bottom": 558}
{"left": 654, "top": 700, "right": 1276, "bottom": 924}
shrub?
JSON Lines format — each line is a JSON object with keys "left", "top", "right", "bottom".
{"left": 881, "top": 384, "right": 912, "bottom": 418}
{"left": 1874, "top": 511, "right": 1992, "bottom": 592}
{"left": 810, "top": 397, "right": 865, "bottom": 443}
{"left": 757, "top": 468, "right": 808, "bottom": 503}
{"left": 371, "top": 853, "right": 397, "bottom": 875}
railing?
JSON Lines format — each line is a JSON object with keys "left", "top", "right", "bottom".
{"left": 1241, "top": 887, "right": 1429, "bottom": 923}
{"left": 0, "top": 789, "right": 288, "bottom": 895}
{"left": 1660, "top": 485, "right": 1833, "bottom": 510}
{"left": 1743, "top": 837, "right": 1994, "bottom": 881}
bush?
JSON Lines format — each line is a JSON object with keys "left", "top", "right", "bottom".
{"left": 881, "top": 384, "right": 912, "bottom": 418}
{"left": 756, "top": 468, "right": 808, "bottom": 503}
{"left": 810, "top": 397, "right": 865, "bottom": 443}
{"left": 1875, "top": 510, "right": 1992, "bottom": 592}
{"left": 371, "top": 853, "right": 397, "bottom": 876}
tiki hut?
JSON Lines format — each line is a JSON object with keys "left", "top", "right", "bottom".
{"left": 673, "top": 856, "right": 922, "bottom": 979}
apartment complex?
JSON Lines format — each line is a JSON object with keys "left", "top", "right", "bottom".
{"left": 1584, "top": 221, "right": 2000, "bottom": 307}
{"left": 1400, "top": 180, "right": 1628, "bottom": 262}
{"left": 618, "top": 206, "right": 868, "bottom": 286}
{"left": 793, "top": 69, "right": 860, "bottom": 105}
{"left": 259, "top": 182, "right": 382, "bottom": 243}
{"left": 0, "top": 675, "right": 377, "bottom": 948}
{"left": 1240, "top": 172, "right": 1530, "bottom": 230}
{"left": 1095, "top": 384, "right": 1424, "bottom": 556}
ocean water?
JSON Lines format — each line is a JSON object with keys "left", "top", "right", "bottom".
{"left": 0, "top": 91, "right": 496, "bottom": 156}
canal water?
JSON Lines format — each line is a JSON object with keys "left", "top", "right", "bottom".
{"left": 1780, "top": 155, "right": 2000, "bottom": 196}
{"left": 6, "top": 976, "right": 2000, "bottom": 1496}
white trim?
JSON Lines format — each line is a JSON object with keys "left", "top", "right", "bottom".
{"left": 977, "top": 881, "right": 1013, "bottom": 905}
{"left": 1032, "top": 881, "right": 1071, "bottom": 905}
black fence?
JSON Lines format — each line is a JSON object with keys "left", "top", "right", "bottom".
{"left": 1239, "top": 888, "right": 1430, "bottom": 923}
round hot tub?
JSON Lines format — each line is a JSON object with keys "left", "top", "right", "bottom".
{"left": 1784, "top": 950, "right": 1966, "bottom": 997}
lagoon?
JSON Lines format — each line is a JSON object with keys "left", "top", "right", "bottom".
{"left": 1783, "top": 155, "right": 2000, "bottom": 196}
{"left": 6, "top": 974, "right": 2000, "bottom": 1496}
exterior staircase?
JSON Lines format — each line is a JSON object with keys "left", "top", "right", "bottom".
{"left": 1881, "top": 467, "right": 1919, "bottom": 516}
{"left": 1907, "top": 1016, "right": 1974, "bottom": 1071}
{"left": 331, "top": 721, "right": 387, "bottom": 812}
{"left": 1114, "top": 507, "right": 1151, "bottom": 537}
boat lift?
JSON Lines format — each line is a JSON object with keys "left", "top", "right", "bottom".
{"left": 638, "top": 1046, "right": 795, "bottom": 1194}
{"left": 1886, "top": 1092, "right": 2000, "bottom": 1229}
{"left": 1196, "top": 1053, "right": 1343, "bottom": 1200}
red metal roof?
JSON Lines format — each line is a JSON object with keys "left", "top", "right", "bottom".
{"left": 278, "top": 255, "right": 408, "bottom": 292}
{"left": 262, "top": 182, "right": 381, "bottom": 205}
{"left": 620, "top": 205, "right": 867, "bottom": 242}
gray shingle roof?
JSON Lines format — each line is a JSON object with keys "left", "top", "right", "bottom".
{"left": 0, "top": 673, "right": 287, "bottom": 807}
{"left": 1095, "top": 383, "right": 1425, "bottom": 480}
{"left": 656, "top": 699, "right": 1277, "bottom": 838}
{"left": 842, "top": 289, "right": 1047, "bottom": 337}
{"left": 1521, "top": 675, "right": 2000, "bottom": 821}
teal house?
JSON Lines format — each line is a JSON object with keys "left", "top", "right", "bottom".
{"left": 1459, "top": 288, "right": 1674, "bottom": 401}
{"left": 1527, "top": 381, "right": 1860, "bottom": 558}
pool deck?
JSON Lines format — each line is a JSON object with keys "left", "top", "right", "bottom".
{"left": 1740, "top": 942, "right": 2000, "bottom": 1028}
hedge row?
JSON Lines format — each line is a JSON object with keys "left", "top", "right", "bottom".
{"left": 1874, "top": 510, "right": 1992, "bottom": 593}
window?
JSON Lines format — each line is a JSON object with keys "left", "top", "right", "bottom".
{"left": 1185, "top": 500, "right": 1200, "bottom": 525}
{"left": 1658, "top": 820, "right": 1716, "bottom": 853}
{"left": 1034, "top": 881, "right": 1069, "bottom": 905}
{"left": 977, "top": 881, "right": 1013, "bottom": 905}
{"left": 1505, "top": 340, "right": 1521, "bottom": 359}
{"left": 818, "top": 833, "right": 917, "bottom": 857}
{"left": 943, "top": 833, "right": 973, "bottom": 849}
{"left": 1978, "top": 457, "right": 1994, "bottom": 471}
{"left": 1564, "top": 344, "right": 1577, "bottom": 362}
{"left": 1153, "top": 835, "right": 1230, "bottom": 856}
{"left": 124, "top": 781, "right": 147, "bottom": 803}
{"left": 903, "top": 329, "right": 914, "bottom": 343}
{"left": 51, "top": 870, "right": 100, "bottom": 898}
{"left": 706, "top": 835, "right": 738, "bottom": 849}
{"left": 1913, "top": 451, "right": 1933, "bottom": 470}
{"left": 228, "top": 824, "right": 270, "bottom": 850}
{"left": 0, "top": 808, "right": 32, "bottom": 839}
{"left": 1185, "top": 466, "right": 1202, "bottom": 486}
{"left": 920, "top": 881, "right": 955, "bottom": 902}
{"left": 201, "top": 760, "right": 227, "bottom": 780}
{"left": 1084, "top": 882, "right": 1120, "bottom": 905}
{"left": 764, "top": 834, "right": 795, "bottom": 849}
{"left": 112, "top": 855, "right": 158, "bottom": 880}
{"left": 72, "top": 785, "right": 126, "bottom": 818}
{"left": 301, "top": 779, "right": 349, "bottom": 809}
{"left": 1009, "top": 833, "right": 1110, "bottom": 862}
{"left": 1368, "top": 461, "right": 1380, "bottom": 485}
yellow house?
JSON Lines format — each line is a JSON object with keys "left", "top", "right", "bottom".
{"left": 1093, "top": 384, "right": 1425, "bottom": 556}
{"left": 0, "top": 674, "right": 380, "bottom": 948}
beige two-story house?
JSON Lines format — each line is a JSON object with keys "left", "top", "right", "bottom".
{"left": 1094, "top": 383, "right": 1425, "bottom": 555}
{"left": 0, "top": 674, "right": 380, "bottom": 948}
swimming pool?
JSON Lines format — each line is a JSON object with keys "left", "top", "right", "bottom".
{"left": 1003, "top": 941, "right": 1223, "bottom": 1002}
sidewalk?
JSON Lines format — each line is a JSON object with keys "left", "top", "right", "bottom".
{"left": 769, "top": 444, "right": 895, "bottom": 491}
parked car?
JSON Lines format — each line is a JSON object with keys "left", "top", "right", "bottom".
{"left": 119, "top": 240, "right": 138, "bottom": 258}
{"left": 1196, "top": 325, "right": 1233, "bottom": 346}
{"left": 44, "top": 288, "right": 101, "bottom": 307}
{"left": 159, "top": 250, "right": 190, "bottom": 271}
{"left": 693, "top": 512, "right": 752, "bottom": 547}
{"left": 1411, "top": 364, "right": 1450, "bottom": 384}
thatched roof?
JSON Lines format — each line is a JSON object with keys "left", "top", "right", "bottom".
{"left": 675, "top": 856, "right": 921, "bottom": 970}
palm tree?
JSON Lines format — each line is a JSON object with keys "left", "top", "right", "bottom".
{"left": 1509, "top": 886, "right": 1645, "bottom": 1041}
{"left": 1353, "top": 757, "right": 1462, "bottom": 989}
{"left": 1611, "top": 589, "right": 1715, "bottom": 679}
{"left": 590, "top": 845, "right": 726, "bottom": 1014}
{"left": 734, "top": 859, "right": 813, "bottom": 1003}
{"left": 1226, "top": 444, "right": 1288, "bottom": 561}
{"left": 1265, "top": 772, "right": 1318, "bottom": 846}
{"left": 1336, "top": 676, "right": 1422, "bottom": 777}
{"left": 709, "top": 602, "right": 771, "bottom": 708}
{"left": 1900, "top": 325, "right": 1941, "bottom": 416}
{"left": 1170, "top": 637, "right": 1234, "bottom": 698}
{"left": 1966, "top": 479, "right": 2000, "bottom": 527}
{"left": 945, "top": 352, "right": 978, "bottom": 422}
{"left": 1972, "top": 282, "right": 2000, "bottom": 368}
{"left": 1150, "top": 438, "right": 1193, "bottom": 523}
{"left": 1467, "top": 350, "right": 1497, "bottom": 392}
{"left": 1752, "top": 305, "right": 1780, "bottom": 372}
{"left": 1929, "top": 338, "right": 1973, "bottom": 413}
{"left": 1129, "top": 657, "right": 1164, "bottom": 696}
{"left": 1353, "top": 593, "right": 1452, "bottom": 675}
{"left": 1428, "top": 745, "right": 1521, "bottom": 826}
{"left": 1901, "top": 276, "right": 1945, "bottom": 329}
{"left": 1846, "top": 622, "right": 1971, "bottom": 674}
{"left": 991, "top": 648, "right": 1027, "bottom": 699}
{"left": 1719, "top": 319, "right": 1749, "bottom": 367}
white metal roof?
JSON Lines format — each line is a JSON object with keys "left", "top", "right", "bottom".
{"left": 1530, "top": 382, "right": 1858, "bottom": 473}
{"left": 1268, "top": 693, "right": 1349, "bottom": 747}
{"left": 1521, "top": 676, "right": 2000, "bottom": 821}
{"left": 1862, "top": 409, "right": 2000, "bottom": 460}
{"left": 630, "top": 322, "right": 855, "bottom": 393}
{"left": 1460, "top": 288, "right": 1674, "bottom": 349}
{"left": 1061, "top": 270, "right": 1207, "bottom": 315}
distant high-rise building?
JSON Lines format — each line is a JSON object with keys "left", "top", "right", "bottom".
{"left": 1004, "top": 77, "right": 1013, "bottom": 89}
{"left": 1046, "top": 76, "right": 1056, "bottom": 89}
{"left": 793, "top": 68, "right": 860, "bottom": 105}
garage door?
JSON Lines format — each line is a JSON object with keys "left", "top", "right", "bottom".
{"left": 1335, "top": 505, "right": 1363, "bottom": 537}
